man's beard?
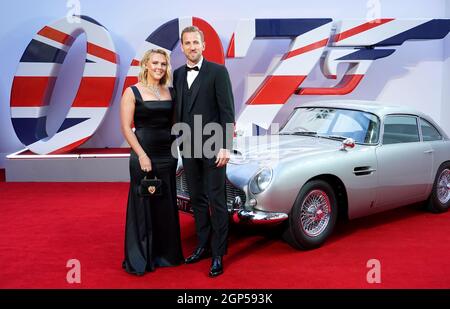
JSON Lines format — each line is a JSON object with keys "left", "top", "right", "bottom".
{"left": 189, "top": 53, "right": 201, "bottom": 63}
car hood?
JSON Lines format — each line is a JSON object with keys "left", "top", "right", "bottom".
{"left": 231, "top": 135, "right": 342, "bottom": 165}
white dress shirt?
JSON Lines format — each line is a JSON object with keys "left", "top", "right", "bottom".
{"left": 186, "top": 57, "right": 203, "bottom": 89}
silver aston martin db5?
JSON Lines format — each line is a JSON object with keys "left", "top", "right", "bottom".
{"left": 176, "top": 101, "right": 450, "bottom": 249}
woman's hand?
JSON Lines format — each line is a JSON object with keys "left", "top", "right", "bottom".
{"left": 139, "top": 154, "right": 152, "bottom": 172}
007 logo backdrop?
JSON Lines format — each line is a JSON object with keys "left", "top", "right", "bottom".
{"left": 9, "top": 15, "right": 450, "bottom": 155}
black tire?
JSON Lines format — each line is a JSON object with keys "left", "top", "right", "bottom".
{"left": 283, "top": 180, "right": 338, "bottom": 250}
{"left": 427, "top": 162, "right": 450, "bottom": 213}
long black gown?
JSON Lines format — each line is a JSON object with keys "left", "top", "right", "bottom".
{"left": 122, "top": 86, "right": 184, "bottom": 275}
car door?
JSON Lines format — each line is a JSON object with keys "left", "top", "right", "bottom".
{"left": 419, "top": 117, "right": 443, "bottom": 193}
{"left": 375, "top": 114, "right": 433, "bottom": 210}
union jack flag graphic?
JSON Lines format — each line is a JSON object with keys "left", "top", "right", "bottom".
{"left": 229, "top": 18, "right": 450, "bottom": 136}
{"left": 10, "top": 15, "right": 118, "bottom": 154}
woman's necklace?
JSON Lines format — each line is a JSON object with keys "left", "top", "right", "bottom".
{"left": 146, "top": 83, "right": 161, "bottom": 100}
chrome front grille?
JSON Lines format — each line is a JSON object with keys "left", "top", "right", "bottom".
{"left": 176, "top": 171, "right": 246, "bottom": 209}
{"left": 176, "top": 172, "right": 190, "bottom": 198}
{"left": 225, "top": 183, "right": 246, "bottom": 209}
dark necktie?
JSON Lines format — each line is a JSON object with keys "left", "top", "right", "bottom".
{"left": 186, "top": 65, "right": 199, "bottom": 72}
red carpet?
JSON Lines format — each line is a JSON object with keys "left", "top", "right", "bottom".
{"left": 0, "top": 182, "right": 449, "bottom": 289}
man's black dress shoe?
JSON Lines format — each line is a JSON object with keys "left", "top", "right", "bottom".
{"left": 208, "top": 256, "right": 223, "bottom": 277}
{"left": 185, "top": 247, "right": 210, "bottom": 264}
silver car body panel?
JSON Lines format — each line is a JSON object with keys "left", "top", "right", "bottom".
{"left": 177, "top": 100, "right": 450, "bottom": 222}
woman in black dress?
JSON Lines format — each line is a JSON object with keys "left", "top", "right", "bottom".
{"left": 120, "top": 49, "right": 183, "bottom": 275}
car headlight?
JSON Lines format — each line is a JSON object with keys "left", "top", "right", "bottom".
{"left": 249, "top": 167, "right": 273, "bottom": 194}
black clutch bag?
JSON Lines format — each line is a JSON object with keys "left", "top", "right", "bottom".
{"left": 139, "top": 175, "right": 163, "bottom": 197}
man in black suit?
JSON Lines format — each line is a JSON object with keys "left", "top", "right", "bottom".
{"left": 173, "top": 26, "right": 235, "bottom": 277}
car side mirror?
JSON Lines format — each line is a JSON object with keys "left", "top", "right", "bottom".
{"left": 341, "top": 138, "right": 355, "bottom": 151}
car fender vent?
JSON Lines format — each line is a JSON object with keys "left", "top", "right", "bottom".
{"left": 353, "top": 166, "right": 376, "bottom": 176}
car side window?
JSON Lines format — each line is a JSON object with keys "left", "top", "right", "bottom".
{"left": 420, "top": 118, "right": 442, "bottom": 141}
{"left": 383, "top": 115, "right": 420, "bottom": 145}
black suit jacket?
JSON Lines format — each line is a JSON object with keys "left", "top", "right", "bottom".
{"left": 173, "top": 59, "right": 235, "bottom": 151}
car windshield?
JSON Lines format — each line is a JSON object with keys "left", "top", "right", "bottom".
{"left": 279, "top": 107, "right": 380, "bottom": 144}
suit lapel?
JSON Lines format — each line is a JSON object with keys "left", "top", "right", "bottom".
{"left": 176, "top": 66, "right": 186, "bottom": 119}
{"left": 188, "top": 60, "right": 208, "bottom": 113}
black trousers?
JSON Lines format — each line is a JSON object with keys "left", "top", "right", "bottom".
{"left": 182, "top": 157, "right": 228, "bottom": 256}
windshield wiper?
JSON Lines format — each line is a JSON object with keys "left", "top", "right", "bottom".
{"left": 320, "top": 134, "right": 349, "bottom": 141}
{"left": 279, "top": 131, "right": 317, "bottom": 136}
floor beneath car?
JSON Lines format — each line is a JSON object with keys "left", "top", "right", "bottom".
{"left": 1, "top": 181, "right": 449, "bottom": 288}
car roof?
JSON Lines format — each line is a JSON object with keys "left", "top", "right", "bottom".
{"left": 297, "top": 100, "right": 427, "bottom": 119}
{"left": 295, "top": 100, "right": 448, "bottom": 138}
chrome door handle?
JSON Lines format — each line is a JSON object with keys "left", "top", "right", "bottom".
{"left": 424, "top": 149, "right": 434, "bottom": 154}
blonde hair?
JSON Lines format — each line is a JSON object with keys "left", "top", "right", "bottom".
{"left": 138, "top": 49, "right": 171, "bottom": 86}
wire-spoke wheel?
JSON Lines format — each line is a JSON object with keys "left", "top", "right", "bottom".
{"left": 300, "top": 190, "right": 331, "bottom": 237}
{"left": 437, "top": 169, "right": 450, "bottom": 204}
{"left": 428, "top": 162, "right": 450, "bottom": 213}
{"left": 284, "top": 180, "right": 338, "bottom": 250}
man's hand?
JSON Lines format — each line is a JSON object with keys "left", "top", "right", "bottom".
{"left": 215, "top": 148, "right": 230, "bottom": 168}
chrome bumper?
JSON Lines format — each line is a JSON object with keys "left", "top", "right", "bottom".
{"left": 232, "top": 209, "right": 288, "bottom": 224}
